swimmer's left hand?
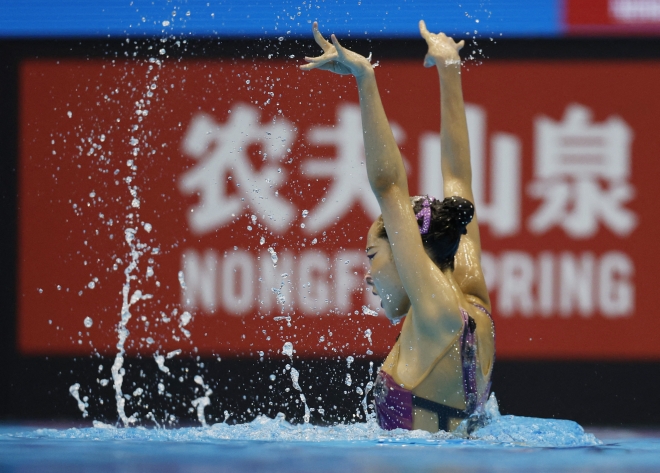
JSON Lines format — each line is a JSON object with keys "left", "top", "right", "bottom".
{"left": 300, "top": 22, "right": 373, "bottom": 78}
{"left": 419, "top": 20, "right": 464, "bottom": 68}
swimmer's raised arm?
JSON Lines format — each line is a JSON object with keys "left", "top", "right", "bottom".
{"left": 301, "top": 23, "right": 463, "bottom": 336}
{"left": 420, "top": 20, "right": 490, "bottom": 309}
{"left": 300, "top": 22, "right": 406, "bottom": 193}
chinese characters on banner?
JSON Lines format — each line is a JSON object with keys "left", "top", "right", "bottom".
{"left": 18, "top": 59, "right": 660, "bottom": 359}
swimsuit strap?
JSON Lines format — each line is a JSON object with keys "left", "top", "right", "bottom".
{"left": 461, "top": 309, "right": 479, "bottom": 413}
{"left": 470, "top": 300, "right": 495, "bottom": 407}
{"left": 411, "top": 394, "right": 468, "bottom": 432}
{"left": 471, "top": 301, "right": 492, "bottom": 319}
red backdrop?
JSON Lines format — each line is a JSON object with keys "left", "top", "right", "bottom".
{"left": 18, "top": 58, "right": 660, "bottom": 360}
{"left": 565, "top": 0, "right": 660, "bottom": 35}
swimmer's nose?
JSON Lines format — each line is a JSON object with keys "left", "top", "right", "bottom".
{"left": 364, "top": 272, "right": 378, "bottom": 296}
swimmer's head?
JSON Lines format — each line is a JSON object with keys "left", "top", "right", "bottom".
{"left": 364, "top": 195, "right": 473, "bottom": 321}
{"left": 365, "top": 221, "right": 410, "bottom": 322}
{"left": 376, "top": 195, "right": 474, "bottom": 271}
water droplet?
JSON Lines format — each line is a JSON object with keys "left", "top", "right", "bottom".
{"left": 166, "top": 349, "right": 181, "bottom": 359}
{"left": 155, "top": 354, "right": 170, "bottom": 373}
{"left": 162, "top": 20, "right": 170, "bottom": 26}
{"left": 67, "top": 111, "right": 72, "bottom": 118}
{"left": 268, "top": 247, "right": 278, "bottom": 265}
{"left": 282, "top": 341, "right": 294, "bottom": 358}
{"left": 84, "top": 316, "right": 93, "bottom": 328}
{"left": 180, "top": 311, "right": 192, "bottom": 326}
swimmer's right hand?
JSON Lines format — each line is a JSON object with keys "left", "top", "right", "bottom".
{"left": 300, "top": 22, "right": 373, "bottom": 78}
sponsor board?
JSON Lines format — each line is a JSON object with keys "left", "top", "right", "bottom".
{"left": 18, "top": 59, "right": 660, "bottom": 359}
{"left": 566, "top": 0, "right": 660, "bottom": 34}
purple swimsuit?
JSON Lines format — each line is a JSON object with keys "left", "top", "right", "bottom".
{"left": 374, "top": 304, "right": 493, "bottom": 432}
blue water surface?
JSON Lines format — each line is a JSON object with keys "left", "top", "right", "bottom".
{"left": 2, "top": 413, "right": 659, "bottom": 473}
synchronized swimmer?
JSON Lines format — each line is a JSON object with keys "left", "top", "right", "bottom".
{"left": 301, "top": 20, "right": 495, "bottom": 433}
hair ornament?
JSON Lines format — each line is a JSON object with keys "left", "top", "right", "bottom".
{"left": 415, "top": 197, "right": 432, "bottom": 235}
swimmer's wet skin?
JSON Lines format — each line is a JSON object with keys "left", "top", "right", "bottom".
{"left": 301, "top": 20, "right": 494, "bottom": 434}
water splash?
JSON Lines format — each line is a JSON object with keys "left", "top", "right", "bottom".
{"left": 68, "top": 384, "right": 89, "bottom": 418}
{"left": 179, "top": 311, "right": 192, "bottom": 338}
{"left": 281, "top": 342, "right": 294, "bottom": 360}
{"left": 364, "top": 329, "right": 372, "bottom": 345}
{"left": 267, "top": 247, "right": 278, "bottom": 266}
{"left": 289, "top": 368, "right": 310, "bottom": 424}
{"left": 361, "top": 305, "right": 379, "bottom": 316}
{"left": 191, "top": 375, "right": 213, "bottom": 427}
{"left": 282, "top": 342, "right": 311, "bottom": 423}
{"left": 154, "top": 354, "right": 170, "bottom": 373}
{"left": 110, "top": 227, "right": 143, "bottom": 426}
{"left": 15, "top": 403, "right": 601, "bottom": 447}
{"left": 166, "top": 349, "right": 182, "bottom": 359}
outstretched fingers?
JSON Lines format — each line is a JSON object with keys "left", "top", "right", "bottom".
{"left": 312, "top": 21, "right": 332, "bottom": 50}
{"left": 419, "top": 19, "right": 430, "bottom": 39}
{"left": 299, "top": 53, "right": 334, "bottom": 71}
{"left": 330, "top": 34, "right": 348, "bottom": 61}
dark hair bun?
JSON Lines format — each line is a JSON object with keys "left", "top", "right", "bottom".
{"left": 441, "top": 196, "right": 474, "bottom": 234}
{"left": 407, "top": 195, "right": 475, "bottom": 271}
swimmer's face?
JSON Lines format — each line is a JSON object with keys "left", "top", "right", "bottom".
{"left": 365, "top": 219, "right": 411, "bottom": 322}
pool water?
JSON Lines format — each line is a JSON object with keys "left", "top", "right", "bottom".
{"left": 2, "top": 416, "right": 659, "bottom": 473}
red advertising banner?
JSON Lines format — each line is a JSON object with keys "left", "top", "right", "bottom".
{"left": 19, "top": 58, "right": 660, "bottom": 360}
{"left": 565, "top": 0, "right": 660, "bottom": 34}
